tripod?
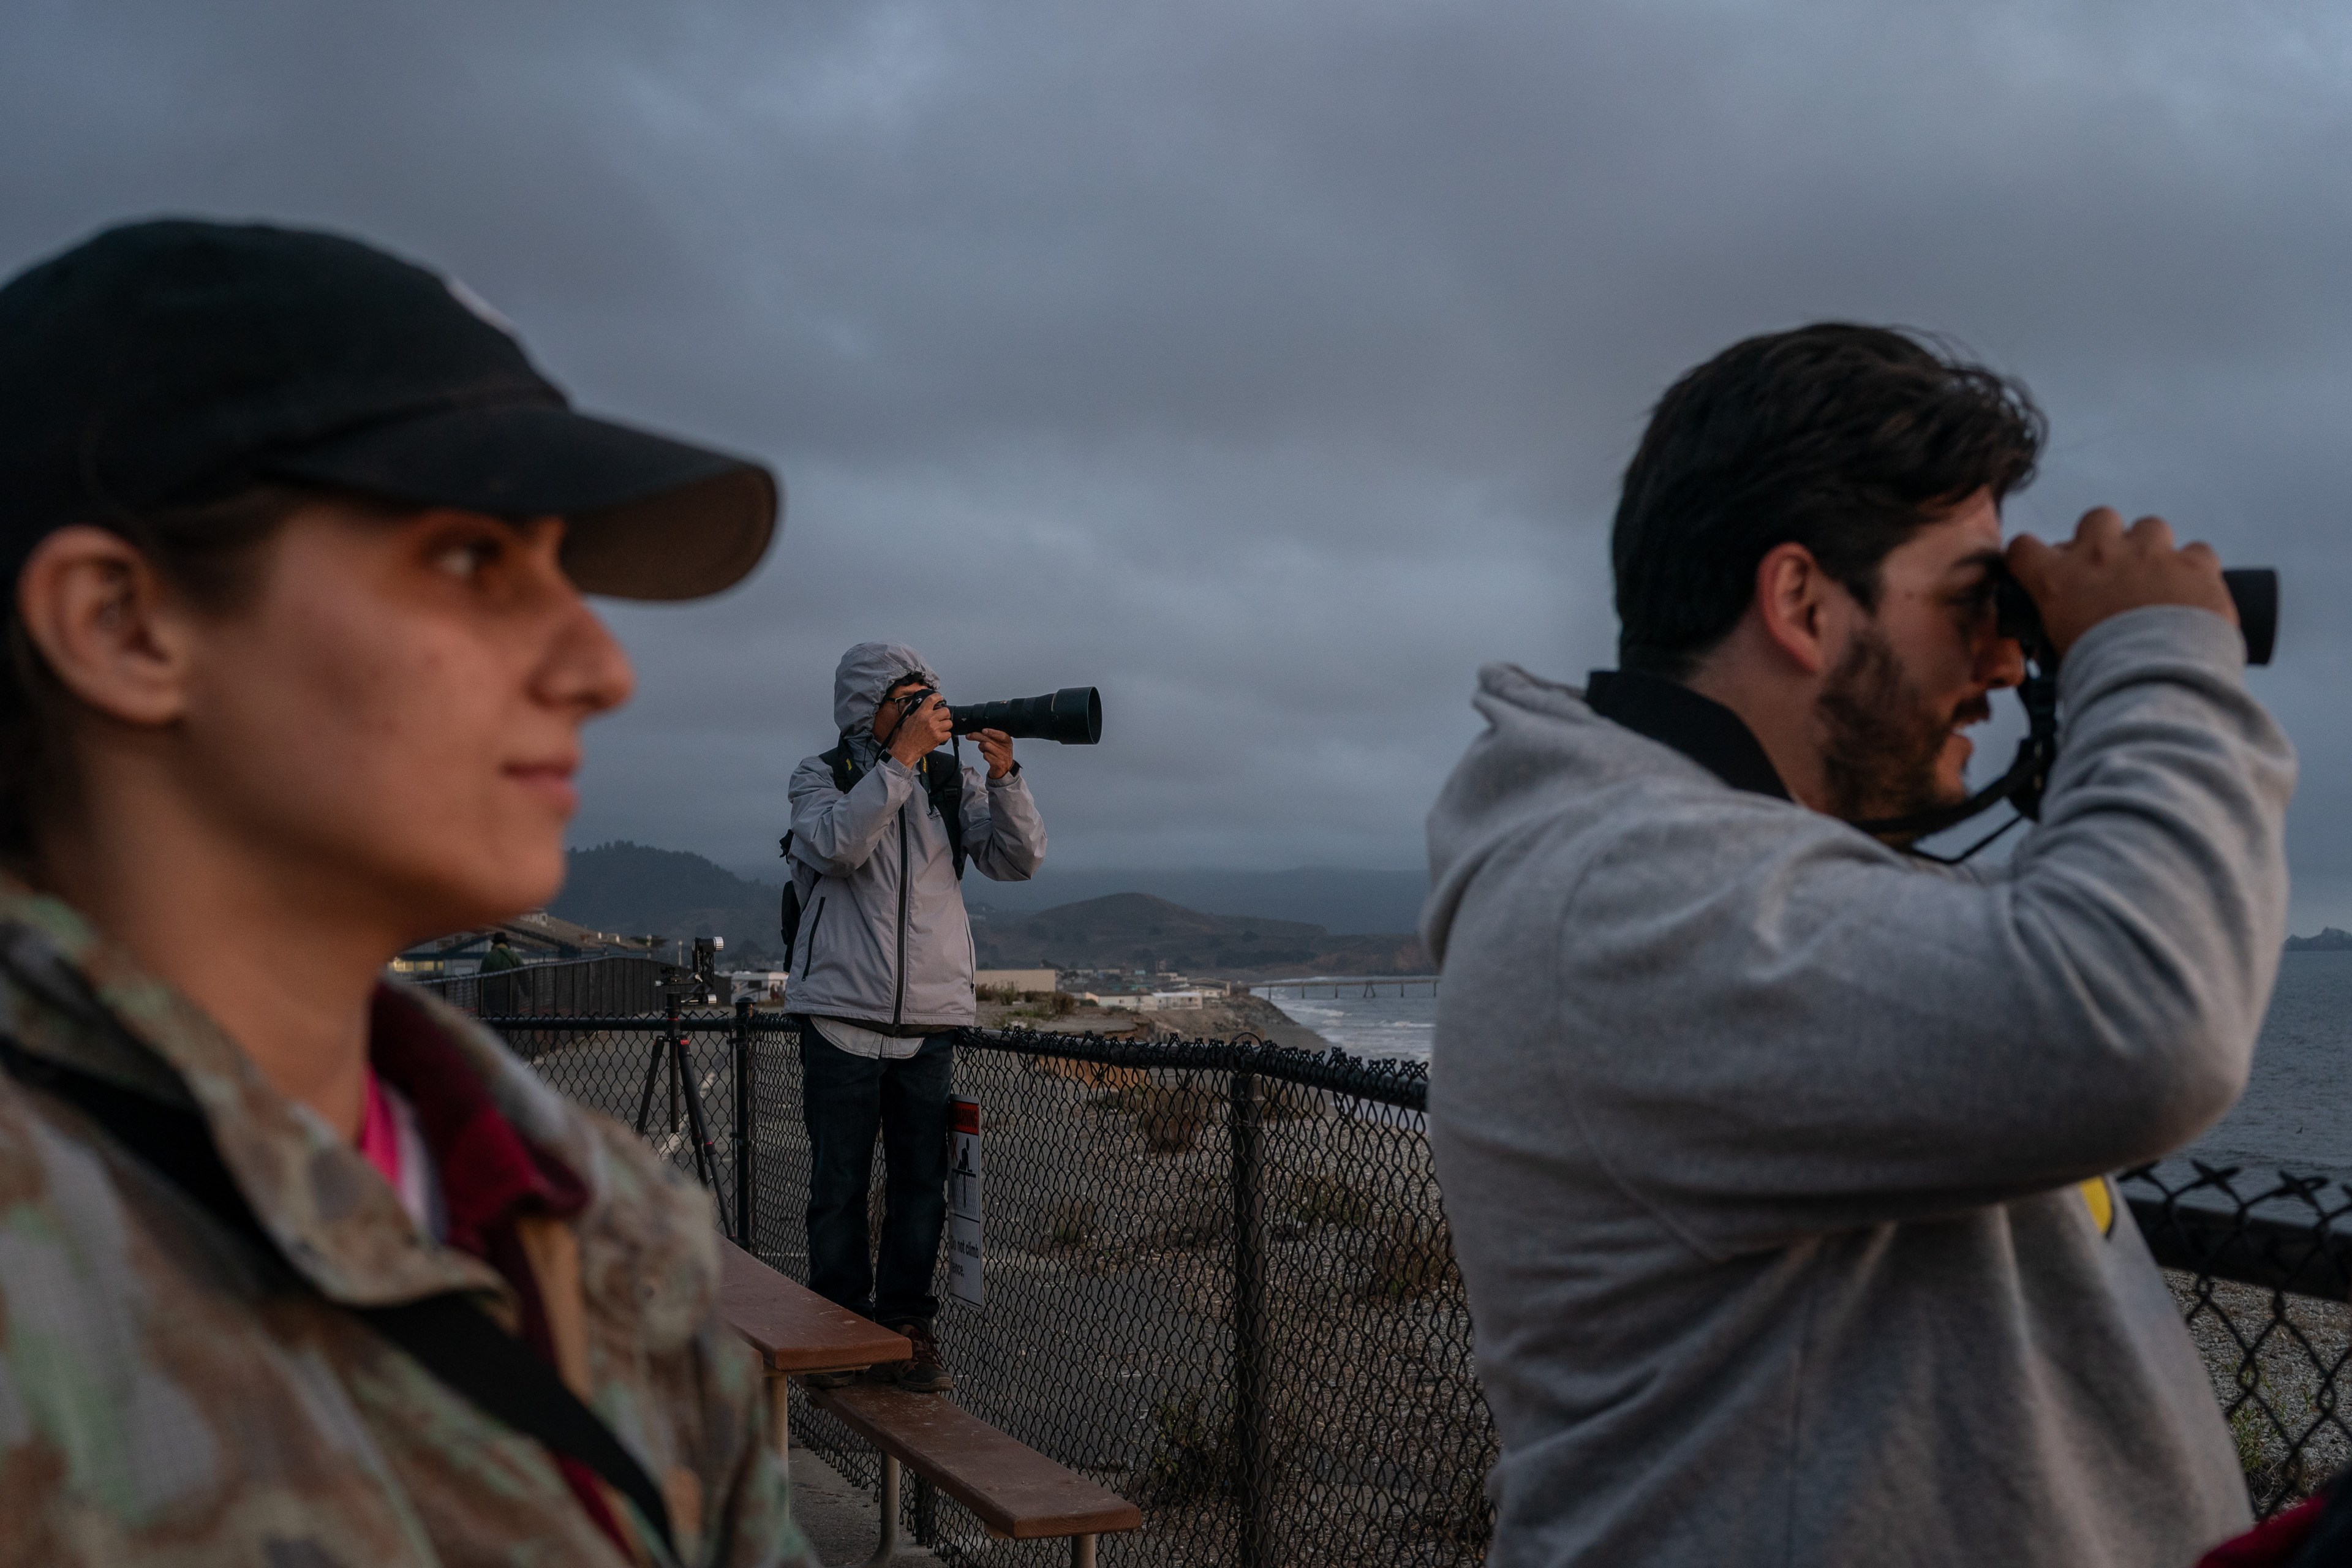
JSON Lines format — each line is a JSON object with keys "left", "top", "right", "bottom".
{"left": 633, "top": 982, "right": 734, "bottom": 1238}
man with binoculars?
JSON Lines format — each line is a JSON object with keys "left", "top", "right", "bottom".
{"left": 1425, "top": 325, "right": 2294, "bottom": 1567}
{"left": 783, "top": 643, "right": 1047, "bottom": 1393}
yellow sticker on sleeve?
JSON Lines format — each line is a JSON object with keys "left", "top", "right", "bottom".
{"left": 2078, "top": 1176, "right": 2115, "bottom": 1237}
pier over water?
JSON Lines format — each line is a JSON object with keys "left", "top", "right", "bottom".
{"left": 1251, "top": 975, "right": 1440, "bottom": 1001}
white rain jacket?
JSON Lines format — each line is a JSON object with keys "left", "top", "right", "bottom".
{"left": 1423, "top": 607, "right": 2294, "bottom": 1568}
{"left": 786, "top": 643, "right": 1047, "bottom": 1032}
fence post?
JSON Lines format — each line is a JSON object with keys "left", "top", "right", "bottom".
{"left": 733, "top": 996, "right": 756, "bottom": 1251}
{"left": 1229, "top": 1068, "right": 1270, "bottom": 1568}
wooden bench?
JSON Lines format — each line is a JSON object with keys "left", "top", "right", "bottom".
{"left": 718, "top": 1238, "right": 910, "bottom": 1458}
{"left": 713, "top": 1241, "right": 1142, "bottom": 1567}
{"left": 809, "top": 1381, "right": 1142, "bottom": 1568}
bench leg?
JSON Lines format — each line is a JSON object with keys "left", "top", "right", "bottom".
{"left": 855, "top": 1453, "right": 902, "bottom": 1568}
{"left": 768, "top": 1371, "right": 791, "bottom": 1464}
{"left": 1071, "top": 1534, "right": 1097, "bottom": 1568}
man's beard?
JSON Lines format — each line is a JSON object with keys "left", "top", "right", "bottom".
{"left": 1816, "top": 625, "right": 1980, "bottom": 827}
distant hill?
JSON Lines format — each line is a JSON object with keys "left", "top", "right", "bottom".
{"left": 747, "top": 864, "right": 1430, "bottom": 935}
{"left": 562, "top": 843, "right": 1434, "bottom": 974}
{"left": 553, "top": 842, "right": 783, "bottom": 964}
{"left": 972, "top": 891, "right": 1430, "bottom": 976}
{"left": 2288, "top": 927, "right": 2352, "bottom": 952}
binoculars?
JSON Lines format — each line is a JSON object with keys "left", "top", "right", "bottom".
{"left": 1864, "top": 563, "right": 2279, "bottom": 851}
{"left": 1992, "top": 567, "right": 2277, "bottom": 666}
{"left": 895, "top": 685, "right": 1104, "bottom": 745}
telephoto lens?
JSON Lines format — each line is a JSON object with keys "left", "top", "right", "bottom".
{"left": 1994, "top": 568, "right": 2276, "bottom": 666}
{"left": 948, "top": 687, "right": 1102, "bottom": 745}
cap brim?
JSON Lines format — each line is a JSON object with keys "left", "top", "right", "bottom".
{"left": 270, "top": 402, "right": 780, "bottom": 600}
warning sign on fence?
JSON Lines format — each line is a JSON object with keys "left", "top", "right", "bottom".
{"left": 947, "top": 1098, "right": 982, "bottom": 1308}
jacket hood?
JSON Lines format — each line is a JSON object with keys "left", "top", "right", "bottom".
{"left": 833, "top": 641, "right": 941, "bottom": 738}
{"left": 1420, "top": 662, "right": 1729, "bottom": 965}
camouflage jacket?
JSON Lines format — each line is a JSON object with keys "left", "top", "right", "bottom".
{"left": 0, "top": 886, "right": 815, "bottom": 1568}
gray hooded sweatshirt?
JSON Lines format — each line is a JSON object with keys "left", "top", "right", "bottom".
{"left": 1422, "top": 608, "right": 2294, "bottom": 1568}
{"left": 787, "top": 643, "right": 1047, "bottom": 1031}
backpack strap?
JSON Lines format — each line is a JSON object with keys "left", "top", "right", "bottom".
{"left": 777, "top": 833, "right": 802, "bottom": 954}
{"left": 821, "top": 736, "right": 861, "bottom": 795}
{"left": 0, "top": 1036, "right": 677, "bottom": 1558}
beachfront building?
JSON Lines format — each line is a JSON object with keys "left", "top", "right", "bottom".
{"left": 975, "top": 968, "right": 1063, "bottom": 995}
{"left": 390, "top": 910, "right": 649, "bottom": 979}
{"left": 1081, "top": 987, "right": 1214, "bottom": 1012}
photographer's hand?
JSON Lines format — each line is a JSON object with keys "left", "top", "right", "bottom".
{"left": 973, "top": 729, "right": 1014, "bottom": 780}
{"left": 2007, "top": 508, "right": 2237, "bottom": 657}
{"left": 887, "top": 692, "right": 954, "bottom": 767}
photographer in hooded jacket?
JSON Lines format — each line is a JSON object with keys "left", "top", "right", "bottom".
{"left": 1423, "top": 324, "right": 2295, "bottom": 1568}
{"left": 783, "top": 643, "right": 1046, "bottom": 1393}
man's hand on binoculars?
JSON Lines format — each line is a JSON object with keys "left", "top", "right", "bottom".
{"left": 2006, "top": 508, "right": 2237, "bottom": 657}
{"left": 973, "top": 728, "right": 1014, "bottom": 780}
{"left": 885, "top": 691, "right": 954, "bottom": 767}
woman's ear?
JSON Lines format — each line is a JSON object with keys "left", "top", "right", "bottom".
{"left": 15, "top": 526, "right": 197, "bottom": 728}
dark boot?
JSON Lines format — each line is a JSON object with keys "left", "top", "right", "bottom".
{"left": 882, "top": 1319, "right": 954, "bottom": 1394}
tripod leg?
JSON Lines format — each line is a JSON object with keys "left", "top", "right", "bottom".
{"left": 633, "top": 1033, "right": 666, "bottom": 1135}
{"left": 677, "top": 1034, "right": 734, "bottom": 1237}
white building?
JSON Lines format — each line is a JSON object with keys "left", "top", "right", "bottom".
{"left": 728, "top": 970, "right": 792, "bottom": 1004}
{"left": 975, "top": 968, "right": 1062, "bottom": 995}
{"left": 1082, "top": 989, "right": 1212, "bottom": 1012}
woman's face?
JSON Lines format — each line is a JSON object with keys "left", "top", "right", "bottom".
{"left": 174, "top": 500, "right": 634, "bottom": 944}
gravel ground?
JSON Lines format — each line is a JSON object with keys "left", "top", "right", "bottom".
{"left": 2166, "top": 1269, "right": 2352, "bottom": 1512}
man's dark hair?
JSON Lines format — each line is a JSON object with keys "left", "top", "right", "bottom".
{"left": 1611, "top": 323, "right": 2046, "bottom": 677}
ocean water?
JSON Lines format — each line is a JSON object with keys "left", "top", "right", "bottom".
{"left": 1253, "top": 980, "right": 1438, "bottom": 1064}
{"left": 2195, "top": 951, "right": 2352, "bottom": 1180}
{"left": 1262, "top": 953, "right": 2352, "bottom": 1178}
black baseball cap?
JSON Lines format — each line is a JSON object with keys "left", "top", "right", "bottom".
{"left": 0, "top": 218, "right": 780, "bottom": 599}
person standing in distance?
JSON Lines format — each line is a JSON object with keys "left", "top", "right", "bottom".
{"left": 1423, "top": 325, "right": 2293, "bottom": 1567}
{"left": 785, "top": 644, "right": 1046, "bottom": 1393}
{"left": 0, "top": 221, "right": 810, "bottom": 1563}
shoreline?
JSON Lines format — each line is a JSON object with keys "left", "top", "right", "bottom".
{"left": 976, "top": 989, "right": 1337, "bottom": 1055}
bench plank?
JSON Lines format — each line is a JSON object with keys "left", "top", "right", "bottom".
{"left": 812, "top": 1382, "right": 1143, "bottom": 1540}
{"left": 718, "top": 1239, "right": 911, "bottom": 1376}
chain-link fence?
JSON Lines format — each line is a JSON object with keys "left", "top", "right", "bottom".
{"left": 484, "top": 1004, "right": 774, "bottom": 1248}
{"left": 477, "top": 1004, "right": 2352, "bottom": 1559}
{"left": 2122, "top": 1161, "right": 2352, "bottom": 1517}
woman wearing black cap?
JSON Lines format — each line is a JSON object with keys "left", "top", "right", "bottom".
{"left": 0, "top": 220, "right": 808, "bottom": 1566}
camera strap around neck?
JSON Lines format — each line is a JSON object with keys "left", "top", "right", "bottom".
{"left": 824, "top": 734, "right": 967, "bottom": 880}
{"left": 0, "top": 1036, "right": 677, "bottom": 1559}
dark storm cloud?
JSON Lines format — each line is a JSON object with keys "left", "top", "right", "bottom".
{"left": 6, "top": 1, "right": 2351, "bottom": 923}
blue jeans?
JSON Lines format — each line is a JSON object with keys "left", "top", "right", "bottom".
{"left": 801, "top": 1031, "right": 954, "bottom": 1326}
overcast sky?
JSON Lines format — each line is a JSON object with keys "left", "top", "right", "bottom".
{"left": 6, "top": 2, "right": 2351, "bottom": 928}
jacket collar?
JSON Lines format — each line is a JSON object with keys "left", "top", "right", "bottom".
{"left": 1584, "top": 669, "right": 1791, "bottom": 801}
{"left": 0, "top": 883, "right": 607, "bottom": 1308}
